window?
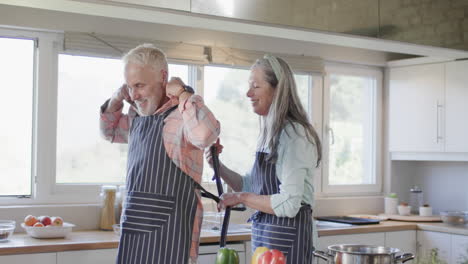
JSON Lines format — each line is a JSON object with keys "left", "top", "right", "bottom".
{"left": 56, "top": 54, "right": 188, "bottom": 184}
{"left": 0, "top": 37, "right": 35, "bottom": 196}
{"left": 323, "top": 66, "right": 382, "bottom": 194}
{"left": 202, "top": 66, "right": 312, "bottom": 185}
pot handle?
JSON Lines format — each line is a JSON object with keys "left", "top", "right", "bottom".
{"left": 395, "top": 253, "right": 415, "bottom": 263}
{"left": 312, "top": 250, "right": 330, "bottom": 261}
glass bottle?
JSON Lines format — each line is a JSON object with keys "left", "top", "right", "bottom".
{"left": 409, "top": 186, "right": 423, "bottom": 214}
{"left": 100, "top": 185, "right": 117, "bottom": 230}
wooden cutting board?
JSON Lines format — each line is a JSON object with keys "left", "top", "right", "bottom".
{"left": 379, "top": 214, "right": 442, "bottom": 222}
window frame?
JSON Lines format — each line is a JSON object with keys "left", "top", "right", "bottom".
{"left": 320, "top": 64, "right": 383, "bottom": 196}
{"left": 0, "top": 27, "right": 382, "bottom": 205}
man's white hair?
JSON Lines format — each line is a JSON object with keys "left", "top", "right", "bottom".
{"left": 122, "top": 43, "right": 168, "bottom": 71}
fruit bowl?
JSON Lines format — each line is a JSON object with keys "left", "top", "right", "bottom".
{"left": 21, "top": 222, "right": 75, "bottom": 238}
{"left": 0, "top": 220, "right": 16, "bottom": 242}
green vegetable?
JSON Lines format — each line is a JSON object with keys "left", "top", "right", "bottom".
{"left": 215, "top": 247, "right": 239, "bottom": 264}
{"left": 388, "top": 193, "right": 398, "bottom": 198}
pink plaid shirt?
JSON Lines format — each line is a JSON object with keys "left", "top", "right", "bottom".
{"left": 100, "top": 94, "right": 220, "bottom": 262}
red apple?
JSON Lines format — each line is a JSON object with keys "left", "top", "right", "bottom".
{"left": 24, "top": 215, "right": 39, "bottom": 226}
{"left": 39, "top": 216, "right": 52, "bottom": 226}
{"left": 33, "top": 222, "right": 44, "bottom": 227}
{"left": 51, "top": 216, "right": 63, "bottom": 226}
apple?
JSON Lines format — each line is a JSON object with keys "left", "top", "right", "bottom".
{"left": 33, "top": 222, "right": 44, "bottom": 227}
{"left": 39, "top": 216, "right": 52, "bottom": 226}
{"left": 51, "top": 216, "right": 63, "bottom": 226}
{"left": 24, "top": 215, "right": 39, "bottom": 226}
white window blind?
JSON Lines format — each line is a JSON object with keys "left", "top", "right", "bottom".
{"left": 210, "top": 46, "right": 325, "bottom": 74}
{"left": 63, "top": 32, "right": 209, "bottom": 64}
{"left": 63, "top": 32, "right": 325, "bottom": 73}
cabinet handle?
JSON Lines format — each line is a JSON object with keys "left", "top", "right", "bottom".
{"left": 436, "top": 102, "right": 443, "bottom": 143}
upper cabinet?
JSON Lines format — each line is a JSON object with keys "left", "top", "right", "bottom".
{"left": 99, "top": 0, "right": 190, "bottom": 11}
{"left": 389, "top": 60, "right": 468, "bottom": 159}
{"left": 445, "top": 61, "right": 468, "bottom": 152}
{"left": 389, "top": 63, "right": 445, "bottom": 152}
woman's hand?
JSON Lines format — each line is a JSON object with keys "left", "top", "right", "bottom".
{"left": 205, "top": 139, "right": 223, "bottom": 169}
{"left": 218, "top": 192, "right": 243, "bottom": 211}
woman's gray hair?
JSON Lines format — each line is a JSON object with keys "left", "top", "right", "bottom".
{"left": 254, "top": 55, "right": 322, "bottom": 167}
{"left": 122, "top": 43, "right": 168, "bottom": 72}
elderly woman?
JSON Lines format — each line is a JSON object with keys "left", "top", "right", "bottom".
{"left": 207, "top": 54, "right": 322, "bottom": 263}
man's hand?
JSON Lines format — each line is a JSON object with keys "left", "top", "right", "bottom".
{"left": 107, "top": 84, "right": 134, "bottom": 112}
{"left": 166, "top": 77, "right": 192, "bottom": 103}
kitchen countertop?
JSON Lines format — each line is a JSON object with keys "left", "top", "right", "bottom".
{"left": 1, "top": 221, "right": 466, "bottom": 256}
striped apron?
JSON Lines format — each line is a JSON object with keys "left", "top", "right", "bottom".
{"left": 117, "top": 106, "right": 199, "bottom": 264}
{"left": 250, "top": 151, "right": 314, "bottom": 264}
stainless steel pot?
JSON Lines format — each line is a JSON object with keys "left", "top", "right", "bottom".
{"left": 313, "top": 244, "right": 414, "bottom": 264}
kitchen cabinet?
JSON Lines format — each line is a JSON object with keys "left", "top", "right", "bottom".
{"left": 445, "top": 60, "right": 468, "bottom": 153}
{"left": 389, "top": 60, "right": 468, "bottom": 158}
{"left": 385, "top": 231, "right": 416, "bottom": 264}
{"left": 451, "top": 234, "right": 468, "bottom": 264}
{"left": 0, "top": 253, "right": 56, "bottom": 264}
{"left": 99, "top": 0, "right": 190, "bottom": 11}
{"left": 417, "top": 231, "right": 451, "bottom": 263}
{"left": 389, "top": 63, "right": 445, "bottom": 153}
{"left": 57, "top": 249, "right": 117, "bottom": 264}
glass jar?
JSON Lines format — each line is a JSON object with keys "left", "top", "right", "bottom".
{"left": 100, "top": 185, "right": 117, "bottom": 230}
{"left": 409, "top": 186, "right": 423, "bottom": 214}
{"left": 115, "top": 185, "right": 127, "bottom": 224}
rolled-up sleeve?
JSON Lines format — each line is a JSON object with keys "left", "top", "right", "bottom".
{"left": 241, "top": 173, "right": 253, "bottom": 193}
{"left": 270, "top": 125, "right": 316, "bottom": 218}
{"left": 179, "top": 95, "right": 220, "bottom": 149}
{"left": 99, "top": 99, "right": 133, "bottom": 144}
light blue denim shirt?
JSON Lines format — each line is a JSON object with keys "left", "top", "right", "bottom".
{"left": 242, "top": 122, "right": 318, "bottom": 218}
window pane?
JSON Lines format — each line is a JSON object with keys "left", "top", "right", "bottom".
{"left": 203, "top": 66, "right": 258, "bottom": 182}
{"left": 328, "top": 74, "right": 375, "bottom": 185}
{"left": 56, "top": 54, "right": 188, "bottom": 184}
{"left": 0, "top": 38, "right": 34, "bottom": 196}
{"left": 294, "top": 74, "right": 310, "bottom": 114}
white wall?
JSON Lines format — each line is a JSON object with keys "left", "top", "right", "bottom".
{"left": 391, "top": 161, "right": 468, "bottom": 214}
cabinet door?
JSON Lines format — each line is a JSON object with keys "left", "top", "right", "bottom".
{"left": 445, "top": 60, "right": 468, "bottom": 152}
{"left": 57, "top": 249, "right": 117, "bottom": 264}
{"left": 385, "top": 231, "right": 416, "bottom": 263}
{"left": 451, "top": 234, "right": 468, "bottom": 264}
{"left": 317, "top": 232, "right": 385, "bottom": 251}
{"left": 0, "top": 253, "right": 56, "bottom": 264}
{"left": 417, "top": 231, "right": 451, "bottom": 263}
{"left": 389, "top": 64, "right": 445, "bottom": 152}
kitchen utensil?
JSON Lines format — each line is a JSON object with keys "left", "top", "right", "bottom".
{"left": 313, "top": 244, "right": 414, "bottom": 264}
{"left": 440, "top": 211, "right": 468, "bottom": 225}
{"left": 316, "top": 216, "right": 380, "bottom": 225}
{"left": 0, "top": 220, "right": 16, "bottom": 242}
{"left": 21, "top": 222, "right": 75, "bottom": 238}
{"left": 409, "top": 186, "right": 423, "bottom": 214}
{"left": 384, "top": 196, "right": 399, "bottom": 215}
{"left": 210, "top": 145, "right": 231, "bottom": 248}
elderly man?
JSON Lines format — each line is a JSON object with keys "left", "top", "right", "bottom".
{"left": 100, "top": 43, "right": 220, "bottom": 264}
